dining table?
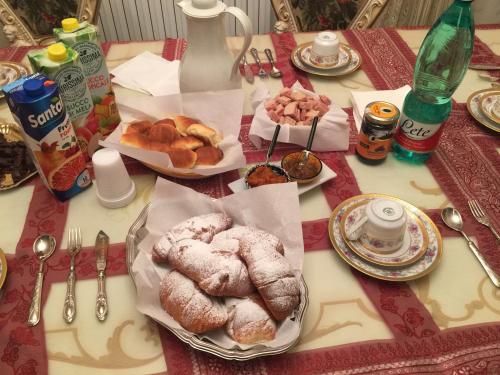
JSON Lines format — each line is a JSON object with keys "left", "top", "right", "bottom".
{"left": 0, "top": 24, "right": 499, "bottom": 375}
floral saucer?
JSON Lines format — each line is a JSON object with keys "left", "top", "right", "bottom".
{"left": 299, "top": 43, "right": 352, "bottom": 70}
{"left": 0, "top": 248, "right": 7, "bottom": 289}
{"left": 480, "top": 91, "right": 500, "bottom": 124}
{"left": 340, "top": 201, "right": 429, "bottom": 267}
{"left": 329, "top": 194, "right": 442, "bottom": 282}
{"left": 466, "top": 89, "right": 500, "bottom": 133}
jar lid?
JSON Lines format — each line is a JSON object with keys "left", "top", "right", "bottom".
{"left": 364, "top": 101, "right": 400, "bottom": 126}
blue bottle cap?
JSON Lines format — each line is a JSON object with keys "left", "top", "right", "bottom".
{"left": 23, "top": 78, "right": 45, "bottom": 97}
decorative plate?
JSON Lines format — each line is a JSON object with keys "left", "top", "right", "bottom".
{"left": 329, "top": 194, "right": 442, "bottom": 282}
{"left": 0, "top": 248, "right": 6, "bottom": 289}
{"left": 126, "top": 203, "right": 309, "bottom": 361}
{"left": 299, "top": 44, "right": 351, "bottom": 70}
{"left": 340, "top": 200, "right": 429, "bottom": 267}
{"left": 466, "top": 89, "right": 500, "bottom": 133}
{"left": 291, "top": 42, "right": 362, "bottom": 77}
{"left": 479, "top": 91, "right": 500, "bottom": 124}
{"left": 0, "top": 61, "right": 30, "bottom": 99}
{"left": 0, "top": 123, "right": 38, "bottom": 191}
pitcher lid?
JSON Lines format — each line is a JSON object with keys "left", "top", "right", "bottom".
{"left": 178, "top": 0, "right": 226, "bottom": 18}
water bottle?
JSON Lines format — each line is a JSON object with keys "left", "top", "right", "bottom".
{"left": 392, "top": 0, "right": 474, "bottom": 163}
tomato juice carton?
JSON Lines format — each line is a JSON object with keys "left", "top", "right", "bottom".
{"left": 28, "top": 43, "right": 96, "bottom": 159}
{"left": 3, "top": 73, "right": 92, "bottom": 201}
{"left": 54, "top": 19, "right": 121, "bottom": 152}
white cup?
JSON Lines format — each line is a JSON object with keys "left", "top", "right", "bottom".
{"left": 347, "top": 199, "right": 407, "bottom": 253}
{"left": 310, "top": 31, "right": 339, "bottom": 65}
{"left": 92, "top": 148, "right": 136, "bottom": 209}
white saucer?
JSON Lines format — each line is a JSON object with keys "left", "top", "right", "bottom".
{"left": 300, "top": 44, "right": 351, "bottom": 70}
{"left": 480, "top": 91, "right": 500, "bottom": 124}
{"left": 329, "top": 194, "right": 442, "bottom": 282}
{"left": 341, "top": 200, "right": 429, "bottom": 267}
{"left": 228, "top": 161, "right": 337, "bottom": 195}
{"left": 466, "top": 89, "right": 500, "bottom": 133}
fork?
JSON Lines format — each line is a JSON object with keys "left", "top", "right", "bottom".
{"left": 63, "top": 227, "right": 82, "bottom": 324}
{"left": 250, "top": 48, "right": 268, "bottom": 79}
{"left": 468, "top": 200, "right": 500, "bottom": 241}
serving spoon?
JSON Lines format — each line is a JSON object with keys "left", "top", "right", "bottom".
{"left": 441, "top": 207, "right": 500, "bottom": 288}
{"left": 264, "top": 48, "right": 283, "bottom": 78}
{"left": 27, "top": 235, "right": 57, "bottom": 326}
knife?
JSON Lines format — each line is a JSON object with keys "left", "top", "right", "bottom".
{"left": 95, "top": 230, "right": 109, "bottom": 321}
{"left": 242, "top": 55, "right": 254, "bottom": 84}
{"left": 469, "top": 63, "right": 500, "bottom": 71}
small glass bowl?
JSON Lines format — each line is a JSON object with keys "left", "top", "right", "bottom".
{"left": 244, "top": 164, "right": 291, "bottom": 189}
{"left": 281, "top": 151, "right": 323, "bottom": 184}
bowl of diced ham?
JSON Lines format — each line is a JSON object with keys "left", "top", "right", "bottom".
{"left": 264, "top": 87, "right": 331, "bottom": 126}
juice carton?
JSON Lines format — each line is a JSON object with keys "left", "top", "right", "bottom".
{"left": 28, "top": 43, "right": 95, "bottom": 159}
{"left": 54, "top": 19, "right": 120, "bottom": 144}
{"left": 3, "top": 73, "right": 92, "bottom": 201}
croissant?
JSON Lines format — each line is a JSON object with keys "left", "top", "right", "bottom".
{"left": 161, "top": 238, "right": 255, "bottom": 297}
{"left": 239, "top": 235, "right": 300, "bottom": 321}
{"left": 159, "top": 271, "right": 228, "bottom": 333}
{"left": 152, "top": 213, "right": 232, "bottom": 263}
{"left": 211, "top": 226, "right": 284, "bottom": 255}
{"left": 226, "top": 294, "right": 277, "bottom": 344}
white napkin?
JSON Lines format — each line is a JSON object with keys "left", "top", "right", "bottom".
{"left": 110, "top": 51, "right": 180, "bottom": 96}
{"left": 249, "top": 81, "right": 349, "bottom": 152}
{"left": 350, "top": 85, "right": 411, "bottom": 132}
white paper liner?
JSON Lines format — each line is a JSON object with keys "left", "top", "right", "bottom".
{"left": 249, "top": 81, "right": 349, "bottom": 151}
{"left": 99, "top": 89, "right": 247, "bottom": 176}
{"left": 131, "top": 178, "right": 304, "bottom": 350}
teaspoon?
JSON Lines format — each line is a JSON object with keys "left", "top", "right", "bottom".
{"left": 441, "top": 207, "right": 499, "bottom": 288}
{"left": 27, "top": 235, "right": 56, "bottom": 326}
{"left": 264, "top": 48, "right": 283, "bottom": 78}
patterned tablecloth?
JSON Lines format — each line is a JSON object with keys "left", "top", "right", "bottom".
{"left": 0, "top": 26, "right": 499, "bottom": 375}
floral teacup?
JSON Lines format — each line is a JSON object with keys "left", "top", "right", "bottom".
{"left": 310, "top": 31, "right": 339, "bottom": 66}
{"left": 346, "top": 198, "right": 407, "bottom": 253}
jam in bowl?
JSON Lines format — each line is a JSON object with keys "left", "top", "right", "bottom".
{"left": 244, "top": 164, "right": 290, "bottom": 188}
{"left": 281, "top": 151, "right": 323, "bottom": 184}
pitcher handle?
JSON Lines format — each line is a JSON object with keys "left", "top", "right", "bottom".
{"left": 224, "top": 7, "right": 253, "bottom": 79}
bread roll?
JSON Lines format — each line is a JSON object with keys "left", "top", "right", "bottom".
{"left": 171, "top": 136, "right": 204, "bottom": 150}
{"left": 120, "top": 132, "right": 151, "bottom": 149}
{"left": 186, "top": 123, "right": 222, "bottom": 147}
{"left": 195, "top": 146, "right": 223, "bottom": 165}
{"left": 226, "top": 294, "right": 277, "bottom": 344}
{"left": 148, "top": 124, "right": 180, "bottom": 144}
{"left": 159, "top": 271, "right": 228, "bottom": 333}
{"left": 125, "top": 120, "right": 153, "bottom": 134}
{"left": 154, "top": 118, "right": 176, "bottom": 127}
{"left": 239, "top": 234, "right": 300, "bottom": 321}
{"left": 174, "top": 115, "right": 199, "bottom": 136}
{"left": 211, "top": 226, "right": 284, "bottom": 255}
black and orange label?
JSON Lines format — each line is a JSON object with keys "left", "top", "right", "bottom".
{"left": 356, "top": 129, "right": 392, "bottom": 160}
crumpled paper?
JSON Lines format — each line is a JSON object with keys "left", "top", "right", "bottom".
{"left": 131, "top": 177, "right": 304, "bottom": 350}
{"left": 100, "top": 89, "right": 246, "bottom": 176}
{"left": 249, "top": 81, "right": 349, "bottom": 151}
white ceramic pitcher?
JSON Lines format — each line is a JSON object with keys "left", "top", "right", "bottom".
{"left": 177, "top": 0, "right": 253, "bottom": 93}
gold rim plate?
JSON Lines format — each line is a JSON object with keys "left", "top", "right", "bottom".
{"left": 340, "top": 200, "right": 429, "bottom": 267}
{"left": 291, "top": 42, "right": 362, "bottom": 77}
{"left": 0, "top": 123, "right": 38, "bottom": 190}
{"left": 466, "top": 88, "right": 500, "bottom": 133}
{"left": 0, "top": 61, "right": 30, "bottom": 99}
{"left": 479, "top": 91, "right": 500, "bottom": 124}
{"left": 328, "top": 194, "right": 442, "bottom": 282}
{"left": 0, "top": 248, "right": 6, "bottom": 289}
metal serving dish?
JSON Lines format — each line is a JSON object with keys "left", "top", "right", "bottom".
{"left": 126, "top": 203, "right": 309, "bottom": 361}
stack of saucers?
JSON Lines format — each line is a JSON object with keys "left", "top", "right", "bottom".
{"left": 467, "top": 88, "right": 500, "bottom": 133}
{"left": 328, "top": 194, "right": 443, "bottom": 282}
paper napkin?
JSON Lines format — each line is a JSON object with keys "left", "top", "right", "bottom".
{"left": 110, "top": 51, "right": 180, "bottom": 96}
{"left": 350, "top": 85, "right": 411, "bottom": 131}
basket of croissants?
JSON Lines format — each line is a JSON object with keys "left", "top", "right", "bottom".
{"left": 151, "top": 212, "right": 305, "bottom": 347}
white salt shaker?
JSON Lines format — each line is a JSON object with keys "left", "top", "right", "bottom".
{"left": 92, "top": 148, "right": 136, "bottom": 208}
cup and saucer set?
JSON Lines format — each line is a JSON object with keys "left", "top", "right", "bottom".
{"left": 291, "top": 31, "right": 362, "bottom": 77}
{"left": 329, "top": 194, "right": 443, "bottom": 282}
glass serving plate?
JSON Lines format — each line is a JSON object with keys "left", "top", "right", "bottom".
{"left": 126, "top": 203, "right": 309, "bottom": 361}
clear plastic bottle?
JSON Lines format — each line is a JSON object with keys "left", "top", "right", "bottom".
{"left": 392, "top": 0, "right": 474, "bottom": 163}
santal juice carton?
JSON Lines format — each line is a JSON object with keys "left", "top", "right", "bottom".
{"left": 3, "top": 73, "right": 91, "bottom": 201}
{"left": 28, "top": 43, "right": 96, "bottom": 159}
{"left": 54, "top": 18, "right": 120, "bottom": 151}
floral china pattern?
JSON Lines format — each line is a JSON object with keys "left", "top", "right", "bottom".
{"left": 330, "top": 196, "right": 441, "bottom": 281}
{"left": 300, "top": 44, "right": 351, "bottom": 70}
{"left": 342, "top": 203, "right": 428, "bottom": 267}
